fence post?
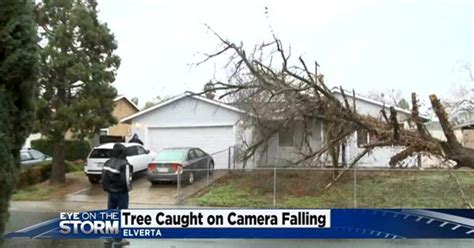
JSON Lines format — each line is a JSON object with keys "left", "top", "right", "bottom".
{"left": 206, "top": 159, "right": 210, "bottom": 186}
{"left": 176, "top": 170, "right": 181, "bottom": 205}
{"left": 273, "top": 166, "right": 277, "bottom": 207}
{"left": 228, "top": 146, "right": 232, "bottom": 172}
{"left": 353, "top": 165, "right": 357, "bottom": 208}
{"left": 232, "top": 146, "right": 236, "bottom": 170}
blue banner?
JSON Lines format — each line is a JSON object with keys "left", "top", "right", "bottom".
{"left": 3, "top": 209, "right": 474, "bottom": 239}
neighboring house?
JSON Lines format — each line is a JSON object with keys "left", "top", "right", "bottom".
{"left": 425, "top": 97, "right": 474, "bottom": 150}
{"left": 462, "top": 127, "right": 474, "bottom": 149}
{"left": 426, "top": 121, "right": 474, "bottom": 149}
{"left": 24, "top": 95, "right": 139, "bottom": 148}
{"left": 422, "top": 101, "right": 474, "bottom": 167}
{"left": 448, "top": 100, "right": 474, "bottom": 149}
{"left": 66, "top": 95, "right": 140, "bottom": 141}
{"left": 76, "top": 95, "right": 140, "bottom": 147}
{"left": 102, "top": 95, "right": 140, "bottom": 138}
{"left": 121, "top": 90, "right": 425, "bottom": 169}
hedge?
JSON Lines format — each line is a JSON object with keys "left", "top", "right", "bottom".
{"left": 16, "top": 160, "right": 84, "bottom": 188}
{"left": 31, "top": 139, "right": 91, "bottom": 161}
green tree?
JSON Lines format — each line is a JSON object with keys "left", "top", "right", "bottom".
{"left": 397, "top": 98, "right": 410, "bottom": 110}
{"left": 203, "top": 80, "right": 216, "bottom": 99}
{"left": 143, "top": 95, "right": 170, "bottom": 109}
{"left": 36, "top": 0, "right": 120, "bottom": 184}
{"left": 0, "top": 0, "right": 38, "bottom": 235}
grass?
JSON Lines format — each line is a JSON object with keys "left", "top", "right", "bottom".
{"left": 194, "top": 184, "right": 269, "bottom": 207}
{"left": 12, "top": 171, "right": 85, "bottom": 201}
{"left": 11, "top": 185, "right": 56, "bottom": 201}
{"left": 189, "top": 170, "right": 474, "bottom": 208}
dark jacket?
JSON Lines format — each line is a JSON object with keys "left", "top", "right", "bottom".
{"left": 102, "top": 157, "right": 132, "bottom": 193}
{"left": 129, "top": 134, "right": 144, "bottom": 145}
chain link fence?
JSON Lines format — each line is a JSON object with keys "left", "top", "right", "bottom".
{"left": 172, "top": 147, "right": 474, "bottom": 208}
{"left": 175, "top": 146, "right": 235, "bottom": 204}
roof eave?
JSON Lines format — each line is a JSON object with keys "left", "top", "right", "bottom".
{"left": 120, "top": 92, "right": 247, "bottom": 123}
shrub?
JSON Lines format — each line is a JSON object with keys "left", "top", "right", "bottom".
{"left": 31, "top": 139, "right": 91, "bottom": 161}
{"left": 16, "top": 162, "right": 51, "bottom": 188}
{"left": 16, "top": 160, "right": 84, "bottom": 188}
{"left": 65, "top": 160, "right": 84, "bottom": 172}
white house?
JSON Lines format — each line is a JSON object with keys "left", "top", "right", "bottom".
{"left": 333, "top": 89, "right": 416, "bottom": 167}
{"left": 121, "top": 90, "right": 425, "bottom": 169}
{"left": 255, "top": 89, "right": 417, "bottom": 167}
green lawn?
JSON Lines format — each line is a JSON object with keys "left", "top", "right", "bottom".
{"left": 11, "top": 184, "right": 56, "bottom": 201}
{"left": 189, "top": 170, "right": 474, "bottom": 208}
{"left": 12, "top": 171, "right": 84, "bottom": 201}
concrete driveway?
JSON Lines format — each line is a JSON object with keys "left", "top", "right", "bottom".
{"left": 60, "top": 170, "right": 226, "bottom": 205}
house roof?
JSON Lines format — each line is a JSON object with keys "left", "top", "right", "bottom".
{"left": 331, "top": 87, "right": 412, "bottom": 115}
{"left": 120, "top": 91, "right": 246, "bottom": 123}
{"left": 121, "top": 89, "right": 430, "bottom": 124}
{"left": 331, "top": 87, "right": 430, "bottom": 121}
{"left": 114, "top": 95, "right": 140, "bottom": 112}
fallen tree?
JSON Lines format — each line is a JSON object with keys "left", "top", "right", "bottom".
{"left": 198, "top": 27, "right": 474, "bottom": 170}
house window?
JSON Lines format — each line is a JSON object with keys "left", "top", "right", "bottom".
{"left": 357, "top": 129, "right": 369, "bottom": 147}
{"left": 357, "top": 129, "right": 379, "bottom": 147}
{"left": 279, "top": 127, "right": 294, "bottom": 147}
{"left": 369, "top": 132, "right": 379, "bottom": 144}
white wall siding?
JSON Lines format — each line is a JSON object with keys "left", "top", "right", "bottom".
{"left": 128, "top": 96, "right": 247, "bottom": 169}
{"left": 333, "top": 93, "right": 414, "bottom": 167}
{"left": 130, "top": 97, "right": 243, "bottom": 147}
{"left": 254, "top": 121, "right": 324, "bottom": 167}
{"left": 345, "top": 132, "right": 413, "bottom": 167}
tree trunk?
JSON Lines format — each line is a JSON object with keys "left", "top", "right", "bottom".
{"left": 329, "top": 145, "right": 340, "bottom": 178}
{"left": 50, "top": 139, "right": 66, "bottom": 184}
{"left": 430, "top": 95, "right": 474, "bottom": 168}
{"left": 341, "top": 142, "right": 347, "bottom": 167}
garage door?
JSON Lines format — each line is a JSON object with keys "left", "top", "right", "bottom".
{"left": 147, "top": 126, "right": 234, "bottom": 169}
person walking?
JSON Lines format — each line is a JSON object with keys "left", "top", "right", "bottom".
{"left": 129, "top": 133, "right": 143, "bottom": 145}
{"left": 102, "top": 143, "right": 132, "bottom": 247}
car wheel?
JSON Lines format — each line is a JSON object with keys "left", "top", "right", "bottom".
{"left": 187, "top": 171, "right": 195, "bottom": 185}
{"left": 209, "top": 161, "right": 215, "bottom": 175}
{"left": 88, "top": 175, "right": 100, "bottom": 184}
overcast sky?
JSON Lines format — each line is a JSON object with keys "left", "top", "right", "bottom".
{"left": 96, "top": 0, "right": 473, "bottom": 107}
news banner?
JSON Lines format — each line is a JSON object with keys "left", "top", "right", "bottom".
{"left": 3, "top": 209, "right": 474, "bottom": 239}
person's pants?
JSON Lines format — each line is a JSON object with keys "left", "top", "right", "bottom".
{"left": 108, "top": 191, "right": 129, "bottom": 209}
{"left": 107, "top": 192, "right": 129, "bottom": 243}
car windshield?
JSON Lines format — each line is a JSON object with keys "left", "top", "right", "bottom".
{"left": 89, "top": 148, "right": 112, "bottom": 159}
{"left": 155, "top": 150, "right": 186, "bottom": 161}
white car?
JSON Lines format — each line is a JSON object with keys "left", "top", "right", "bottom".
{"left": 85, "top": 142, "right": 157, "bottom": 184}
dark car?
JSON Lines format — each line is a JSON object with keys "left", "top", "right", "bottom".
{"left": 20, "top": 148, "right": 52, "bottom": 169}
{"left": 147, "top": 147, "right": 214, "bottom": 185}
